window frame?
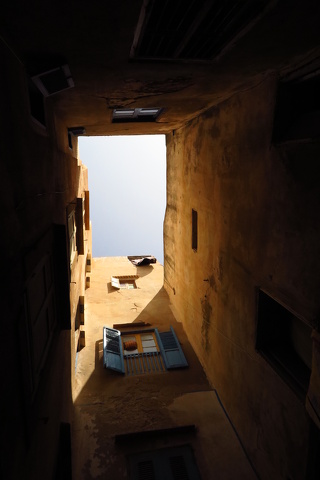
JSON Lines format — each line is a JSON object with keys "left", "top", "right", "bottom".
{"left": 256, "top": 288, "right": 312, "bottom": 399}
{"left": 128, "top": 444, "right": 201, "bottom": 480}
{"left": 112, "top": 107, "right": 163, "bottom": 123}
{"left": 111, "top": 275, "right": 139, "bottom": 289}
{"left": 103, "top": 326, "right": 188, "bottom": 374}
{"left": 122, "top": 331, "right": 159, "bottom": 355}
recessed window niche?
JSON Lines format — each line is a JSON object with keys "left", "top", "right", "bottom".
{"left": 256, "top": 289, "right": 312, "bottom": 398}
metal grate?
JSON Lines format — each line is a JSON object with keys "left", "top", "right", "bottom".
{"left": 131, "top": 0, "right": 271, "bottom": 61}
{"left": 124, "top": 352, "right": 166, "bottom": 376}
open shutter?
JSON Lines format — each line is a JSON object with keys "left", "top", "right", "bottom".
{"left": 103, "top": 327, "right": 125, "bottom": 373}
{"left": 155, "top": 327, "right": 188, "bottom": 369}
{"left": 111, "top": 276, "right": 120, "bottom": 289}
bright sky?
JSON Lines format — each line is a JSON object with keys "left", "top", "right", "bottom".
{"left": 79, "top": 135, "right": 166, "bottom": 264}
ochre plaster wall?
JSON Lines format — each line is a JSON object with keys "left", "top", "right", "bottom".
{"left": 73, "top": 257, "right": 256, "bottom": 480}
{"left": 164, "top": 74, "right": 320, "bottom": 480}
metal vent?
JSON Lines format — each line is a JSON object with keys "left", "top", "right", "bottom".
{"left": 112, "top": 107, "right": 162, "bottom": 123}
{"left": 131, "top": 0, "right": 272, "bottom": 61}
{"left": 32, "top": 64, "right": 74, "bottom": 97}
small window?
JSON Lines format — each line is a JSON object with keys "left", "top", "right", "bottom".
{"left": 273, "top": 68, "right": 320, "bottom": 143}
{"left": 256, "top": 290, "right": 312, "bottom": 398}
{"left": 192, "top": 209, "right": 198, "bottom": 251}
{"left": 128, "top": 445, "right": 201, "bottom": 480}
{"left": 111, "top": 275, "right": 139, "bottom": 289}
{"left": 28, "top": 78, "right": 46, "bottom": 128}
{"left": 112, "top": 107, "right": 162, "bottom": 123}
{"left": 31, "top": 64, "right": 74, "bottom": 97}
{"left": 84, "top": 190, "right": 90, "bottom": 230}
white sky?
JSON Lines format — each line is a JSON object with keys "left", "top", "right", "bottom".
{"left": 79, "top": 135, "right": 166, "bottom": 264}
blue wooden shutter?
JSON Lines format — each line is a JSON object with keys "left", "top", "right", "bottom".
{"left": 103, "top": 327, "right": 125, "bottom": 373}
{"left": 155, "top": 327, "right": 188, "bottom": 369}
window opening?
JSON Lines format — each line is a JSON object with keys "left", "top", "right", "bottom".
{"left": 192, "top": 209, "right": 198, "bottom": 251}
{"left": 273, "top": 66, "right": 320, "bottom": 143}
{"left": 111, "top": 275, "right": 139, "bottom": 290}
{"left": 256, "top": 289, "right": 312, "bottom": 398}
{"left": 28, "top": 78, "right": 46, "bottom": 128}
{"left": 31, "top": 64, "right": 74, "bottom": 97}
{"left": 103, "top": 326, "right": 188, "bottom": 375}
{"left": 122, "top": 332, "right": 159, "bottom": 355}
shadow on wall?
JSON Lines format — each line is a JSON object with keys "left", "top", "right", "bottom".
{"left": 72, "top": 286, "right": 211, "bottom": 478}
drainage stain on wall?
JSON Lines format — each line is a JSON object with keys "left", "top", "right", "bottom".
{"left": 201, "top": 295, "right": 212, "bottom": 353}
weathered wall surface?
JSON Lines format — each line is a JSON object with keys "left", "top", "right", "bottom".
{"left": 1, "top": 40, "right": 90, "bottom": 480}
{"left": 164, "top": 74, "right": 320, "bottom": 480}
{"left": 73, "top": 257, "right": 256, "bottom": 480}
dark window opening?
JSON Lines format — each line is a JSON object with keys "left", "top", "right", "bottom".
{"left": 31, "top": 64, "right": 74, "bottom": 97}
{"left": 192, "top": 209, "right": 198, "bottom": 251}
{"left": 128, "top": 445, "right": 201, "bottom": 480}
{"left": 256, "top": 290, "right": 312, "bottom": 398}
{"left": 28, "top": 78, "right": 46, "bottom": 128}
{"left": 112, "top": 107, "right": 162, "bottom": 123}
{"left": 273, "top": 69, "right": 320, "bottom": 143}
